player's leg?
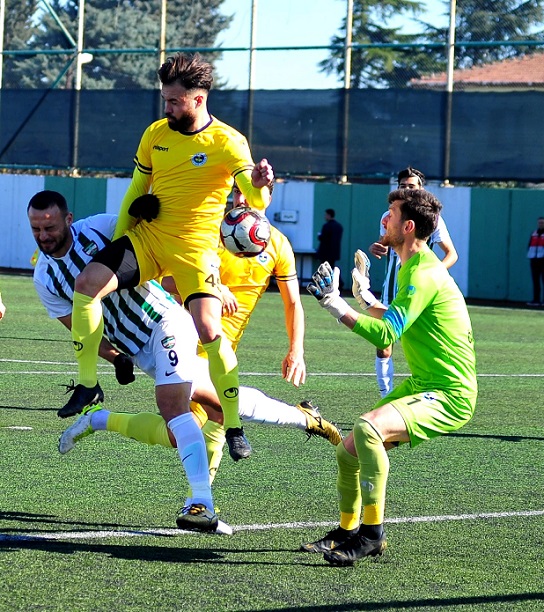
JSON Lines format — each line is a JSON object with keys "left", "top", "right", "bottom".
{"left": 189, "top": 295, "right": 251, "bottom": 462}
{"left": 60, "top": 236, "right": 139, "bottom": 418}
{"left": 375, "top": 344, "right": 394, "bottom": 398}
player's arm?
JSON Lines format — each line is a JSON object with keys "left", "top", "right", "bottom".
{"left": 436, "top": 236, "right": 458, "bottom": 269}
{"left": 277, "top": 279, "right": 306, "bottom": 387}
{"left": 57, "top": 314, "right": 135, "bottom": 384}
{"left": 233, "top": 158, "right": 273, "bottom": 211}
{"left": 0, "top": 291, "right": 5, "bottom": 320}
{"left": 113, "top": 168, "right": 153, "bottom": 240}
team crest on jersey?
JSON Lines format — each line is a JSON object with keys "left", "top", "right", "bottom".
{"left": 161, "top": 336, "right": 176, "bottom": 349}
{"left": 83, "top": 242, "right": 99, "bottom": 257}
{"left": 191, "top": 153, "right": 207, "bottom": 166}
{"left": 423, "top": 392, "right": 436, "bottom": 402}
{"left": 257, "top": 252, "right": 269, "bottom": 264}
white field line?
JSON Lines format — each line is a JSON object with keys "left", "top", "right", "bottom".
{"left": 0, "top": 358, "right": 542, "bottom": 378}
{"left": 0, "top": 509, "right": 543, "bottom": 543}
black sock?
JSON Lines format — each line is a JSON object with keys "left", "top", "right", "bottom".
{"left": 359, "top": 524, "right": 383, "bottom": 540}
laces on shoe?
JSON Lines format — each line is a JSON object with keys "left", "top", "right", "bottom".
{"left": 61, "top": 379, "right": 77, "bottom": 395}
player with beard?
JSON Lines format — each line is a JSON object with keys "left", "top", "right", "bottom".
{"left": 303, "top": 188, "right": 477, "bottom": 566}
{"left": 60, "top": 53, "right": 273, "bottom": 471}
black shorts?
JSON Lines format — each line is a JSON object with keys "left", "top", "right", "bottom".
{"left": 91, "top": 236, "right": 140, "bottom": 289}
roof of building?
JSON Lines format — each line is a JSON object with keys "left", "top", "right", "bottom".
{"left": 411, "top": 52, "right": 544, "bottom": 88}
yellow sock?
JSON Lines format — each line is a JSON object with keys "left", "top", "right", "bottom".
{"left": 107, "top": 412, "right": 173, "bottom": 447}
{"left": 353, "top": 417, "right": 389, "bottom": 526}
{"left": 202, "top": 336, "right": 241, "bottom": 430}
{"left": 336, "top": 442, "right": 362, "bottom": 530}
{"left": 202, "top": 420, "right": 226, "bottom": 484}
{"left": 72, "top": 291, "right": 104, "bottom": 387}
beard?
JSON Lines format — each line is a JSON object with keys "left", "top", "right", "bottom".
{"left": 37, "top": 229, "right": 70, "bottom": 256}
{"left": 165, "top": 111, "right": 197, "bottom": 133}
{"left": 381, "top": 232, "right": 403, "bottom": 250}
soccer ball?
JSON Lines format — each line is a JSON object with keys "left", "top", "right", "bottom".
{"left": 220, "top": 206, "right": 271, "bottom": 257}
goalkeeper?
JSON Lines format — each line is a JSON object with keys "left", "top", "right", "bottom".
{"left": 302, "top": 188, "right": 477, "bottom": 567}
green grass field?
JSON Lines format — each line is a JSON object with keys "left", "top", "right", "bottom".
{"left": 1, "top": 272, "right": 543, "bottom": 611}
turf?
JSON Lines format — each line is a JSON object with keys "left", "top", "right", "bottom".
{"left": 0, "top": 272, "right": 543, "bottom": 611}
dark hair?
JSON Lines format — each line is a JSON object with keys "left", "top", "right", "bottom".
{"left": 27, "top": 190, "right": 69, "bottom": 214}
{"left": 397, "top": 166, "right": 425, "bottom": 187}
{"left": 388, "top": 188, "right": 442, "bottom": 240}
{"left": 325, "top": 208, "right": 335, "bottom": 218}
{"left": 157, "top": 52, "right": 213, "bottom": 91}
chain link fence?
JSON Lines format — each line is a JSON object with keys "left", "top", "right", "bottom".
{"left": 0, "top": 0, "right": 543, "bottom": 180}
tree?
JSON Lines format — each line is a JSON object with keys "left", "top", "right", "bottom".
{"left": 319, "top": 0, "right": 426, "bottom": 88}
{"left": 425, "top": 0, "right": 544, "bottom": 69}
{"left": 5, "top": 0, "right": 233, "bottom": 89}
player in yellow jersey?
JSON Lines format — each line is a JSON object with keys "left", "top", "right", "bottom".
{"left": 219, "top": 182, "right": 306, "bottom": 386}
{"left": 59, "top": 53, "right": 273, "bottom": 467}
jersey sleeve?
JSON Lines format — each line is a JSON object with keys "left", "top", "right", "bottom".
{"left": 273, "top": 232, "right": 298, "bottom": 282}
{"left": 113, "top": 128, "right": 153, "bottom": 240}
{"left": 222, "top": 132, "right": 270, "bottom": 211}
{"left": 352, "top": 251, "right": 438, "bottom": 348}
{"left": 431, "top": 215, "right": 451, "bottom": 244}
{"left": 33, "top": 274, "right": 72, "bottom": 319}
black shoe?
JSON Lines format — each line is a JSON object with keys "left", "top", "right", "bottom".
{"left": 300, "top": 525, "right": 359, "bottom": 553}
{"left": 176, "top": 503, "right": 219, "bottom": 532}
{"left": 225, "top": 427, "right": 252, "bottom": 461}
{"left": 323, "top": 531, "right": 387, "bottom": 566}
{"left": 58, "top": 381, "right": 104, "bottom": 418}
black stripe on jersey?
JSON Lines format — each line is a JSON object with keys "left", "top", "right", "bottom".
{"left": 134, "top": 155, "right": 152, "bottom": 175}
{"left": 232, "top": 165, "right": 254, "bottom": 178}
{"left": 102, "top": 297, "right": 149, "bottom": 354}
{"left": 46, "top": 264, "right": 73, "bottom": 302}
{"left": 101, "top": 307, "right": 133, "bottom": 355}
{"left": 275, "top": 273, "right": 298, "bottom": 282}
{"left": 129, "top": 289, "right": 164, "bottom": 324}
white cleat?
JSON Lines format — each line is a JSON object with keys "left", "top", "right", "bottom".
{"left": 58, "top": 412, "right": 94, "bottom": 454}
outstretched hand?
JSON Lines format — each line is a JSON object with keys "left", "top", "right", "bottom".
{"left": 351, "top": 250, "right": 377, "bottom": 310}
{"left": 307, "top": 262, "right": 350, "bottom": 320}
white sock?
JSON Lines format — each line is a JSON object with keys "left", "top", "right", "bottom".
{"left": 238, "top": 387, "right": 306, "bottom": 429}
{"left": 89, "top": 408, "right": 109, "bottom": 431}
{"left": 168, "top": 413, "right": 214, "bottom": 510}
{"left": 375, "top": 357, "right": 394, "bottom": 398}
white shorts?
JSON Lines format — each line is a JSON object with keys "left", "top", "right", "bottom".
{"left": 132, "top": 307, "right": 200, "bottom": 387}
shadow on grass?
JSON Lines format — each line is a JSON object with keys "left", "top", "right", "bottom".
{"left": 0, "top": 510, "right": 170, "bottom": 532}
{"left": 256, "top": 592, "right": 544, "bottom": 611}
{"left": 0, "top": 538, "right": 223, "bottom": 563}
{"left": 0, "top": 405, "right": 56, "bottom": 412}
{"left": 447, "top": 432, "right": 544, "bottom": 442}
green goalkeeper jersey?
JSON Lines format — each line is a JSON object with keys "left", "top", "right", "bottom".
{"left": 353, "top": 245, "right": 477, "bottom": 397}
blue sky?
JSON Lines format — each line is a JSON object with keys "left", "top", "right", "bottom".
{"left": 216, "top": 0, "right": 447, "bottom": 90}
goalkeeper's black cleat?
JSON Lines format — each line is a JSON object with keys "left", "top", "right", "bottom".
{"left": 225, "top": 427, "right": 252, "bottom": 461}
{"left": 300, "top": 525, "right": 359, "bottom": 553}
{"left": 297, "top": 400, "right": 343, "bottom": 446}
{"left": 323, "top": 531, "right": 387, "bottom": 567}
{"left": 58, "top": 381, "right": 104, "bottom": 419}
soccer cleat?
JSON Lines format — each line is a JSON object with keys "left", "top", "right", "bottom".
{"left": 225, "top": 426, "right": 252, "bottom": 461}
{"left": 58, "top": 406, "right": 101, "bottom": 454}
{"left": 58, "top": 381, "right": 104, "bottom": 419}
{"left": 300, "top": 525, "right": 359, "bottom": 553}
{"left": 323, "top": 531, "right": 387, "bottom": 567}
{"left": 297, "top": 400, "right": 343, "bottom": 446}
{"left": 176, "top": 503, "right": 219, "bottom": 532}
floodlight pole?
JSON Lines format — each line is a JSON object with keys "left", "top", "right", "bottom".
{"left": 0, "top": 0, "right": 5, "bottom": 88}
{"left": 160, "top": 0, "right": 167, "bottom": 67}
{"left": 443, "top": 0, "right": 457, "bottom": 185}
{"left": 340, "top": 0, "right": 353, "bottom": 183}
{"left": 247, "top": 0, "right": 257, "bottom": 147}
{"left": 72, "top": 0, "right": 86, "bottom": 174}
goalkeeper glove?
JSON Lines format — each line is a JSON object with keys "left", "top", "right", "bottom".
{"left": 114, "top": 353, "right": 135, "bottom": 385}
{"left": 306, "top": 262, "right": 350, "bottom": 320}
{"left": 351, "top": 249, "right": 378, "bottom": 310}
{"left": 128, "top": 194, "right": 160, "bottom": 222}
